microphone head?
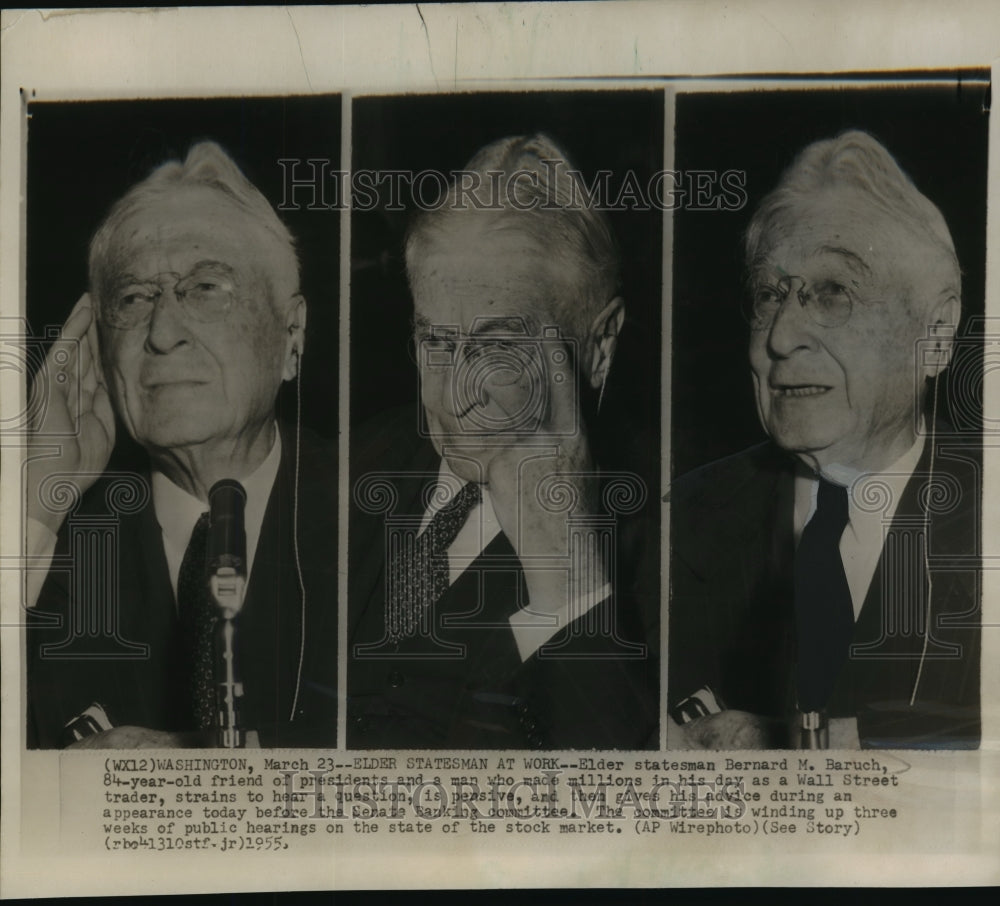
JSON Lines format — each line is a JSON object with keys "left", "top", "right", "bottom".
{"left": 208, "top": 479, "right": 247, "bottom": 577}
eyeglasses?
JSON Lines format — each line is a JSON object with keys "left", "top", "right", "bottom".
{"left": 101, "top": 265, "right": 238, "bottom": 329}
{"left": 415, "top": 327, "right": 540, "bottom": 388}
{"left": 745, "top": 274, "right": 854, "bottom": 331}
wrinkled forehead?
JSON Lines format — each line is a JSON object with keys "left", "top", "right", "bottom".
{"left": 102, "top": 186, "right": 290, "bottom": 291}
{"left": 409, "top": 221, "right": 575, "bottom": 327}
{"left": 112, "top": 190, "right": 236, "bottom": 257}
{"left": 753, "top": 187, "right": 916, "bottom": 286}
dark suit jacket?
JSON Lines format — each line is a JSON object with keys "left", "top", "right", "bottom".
{"left": 668, "top": 437, "right": 981, "bottom": 749}
{"left": 347, "top": 408, "right": 659, "bottom": 749}
{"left": 27, "top": 426, "right": 338, "bottom": 748}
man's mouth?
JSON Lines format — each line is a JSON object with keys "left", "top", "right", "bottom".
{"left": 142, "top": 379, "right": 209, "bottom": 390}
{"left": 769, "top": 383, "right": 832, "bottom": 398}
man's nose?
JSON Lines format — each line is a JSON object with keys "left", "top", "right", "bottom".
{"left": 144, "top": 288, "right": 192, "bottom": 353}
{"left": 766, "top": 288, "right": 817, "bottom": 358}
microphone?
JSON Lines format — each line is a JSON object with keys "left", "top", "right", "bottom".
{"left": 208, "top": 479, "right": 248, "bottom": 748}
{"left": 208, "top": 479, "right": 248, "bottom": 616}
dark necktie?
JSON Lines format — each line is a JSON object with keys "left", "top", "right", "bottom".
{"left": 387, "top": 480, "right": 482, "bottom": 642}
{"left": 177, "top": 512, "right": 215, "bottom": 729}
{"left": 795, "top": 477, "right": 855, "bottom": 713}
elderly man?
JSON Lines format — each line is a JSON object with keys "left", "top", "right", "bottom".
{"left": 347, "top": 134, "right": 658, "bottom": 749}
{"left": 26, "top": 142, "right": 337, "bottom": 748}
{"left": 668, "top": 131, "right": 980, "bottom": 750}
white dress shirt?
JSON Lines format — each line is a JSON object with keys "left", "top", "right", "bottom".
{"left": 154, "top": 431, "right": 282, "bottom": 603}
{"left": 25, "top": 430, "right": 283, "bottom": 611}
{"left": 421, "top": 459, "right": 611, "bottom": 662}
{"left": 793, "top": 434, "right": 927, "bottom": 619}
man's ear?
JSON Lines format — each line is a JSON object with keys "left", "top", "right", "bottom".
{"left": 586, "top": 296, "right": 625, "bottom": 390}
{"left": 924, "top": 293, "right": 960, "bottom": 378}
{"left": 283, "top": 294, "right": 307, "bottom": 381}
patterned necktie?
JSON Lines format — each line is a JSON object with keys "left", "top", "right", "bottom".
{"left": 177, "top": 512, "right": 215, "bottom": 729}
{"left": 387, "top": 480, "right": 482, "bottom": 642}
{"left": 795, "top": 477, "right": 855, "bottom": 713}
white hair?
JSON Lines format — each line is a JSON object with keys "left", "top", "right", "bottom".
{"left": 89, "top": 141, "right": 299, "bottom": 310}
{"left": 405, "top": 133, "right": 621, "bottom": 339}
{"left": 744, "top": 130, "right": 960, "bottom": 307}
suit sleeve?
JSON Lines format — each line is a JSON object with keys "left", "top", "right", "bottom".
{"left": 516, "top": 596, "right": 658, "bottom": 749}
{"left": 26, "top": 537, "right": 90, "bottom": 748}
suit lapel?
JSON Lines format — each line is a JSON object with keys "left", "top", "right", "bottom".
{"left": 838, "top": 436, "right": 979, "bottom": 716}
{"left": 240, "top": 424, "right": 338, "bottom": 743}
{"left": 238, "top": 428, "right": 329, "bottom": 733}
{"left": 718, "top": 446, "right": 797, "bottom": 716}
{"left": 348, "top": 437, "right": 441, "bottom": 643}
{"left": 119, "top": 490, "right": 189, "bottom": 730}
{"left": 433, "top": 530, "right": 526, "bottom": 683}
{"left": 348, "top": 436, "right": 526, "bottom": 682}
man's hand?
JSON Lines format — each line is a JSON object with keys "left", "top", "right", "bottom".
{"left": 667, "top": 712, "right": 779, "bottom": 750}
{"left": 668, "top": 713, "right": 860, "bottom": 749}
{"left": 27, "top": 294, "right": 115, "bottom": 536}
{"left": 482, "top": 340, "right": 602, "bottom": 616}
{"left": 66, "top": 726, "right": 199, "bottom": 749}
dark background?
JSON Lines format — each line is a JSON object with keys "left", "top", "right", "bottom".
{"left": 26, "top": 96, "right": 342, "bottom": 464}
{"left": 349, "top": 89, "right": 664, "bottom": 491}
{"left": 349, "top": 90, "right": 665, "bottom": 655}
{"left": 672, "top": 82, "right": 990, "bottom": 477}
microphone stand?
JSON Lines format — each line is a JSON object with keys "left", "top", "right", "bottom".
{"left": 792, "top": 709, "right": 829, "bottom": 749}
{"left": 208, "top": 480, "right": 248, "bottom": 749}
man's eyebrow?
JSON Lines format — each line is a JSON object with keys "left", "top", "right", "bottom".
{"left": 111, "top": 260, "right": 237, "bottom": 285}
{"left": 112, "top": 273, "right": 144, "bottom": 286}
{"left": 108, "top": 268, "right": 154, "bottom": 286}
{"left": 187, "top": 259, "right": 238, "bottom": 276}
{"left": 814, "top": 245, "right": 872, "bottom": 276}
{"left": 468, "top": 316, "right": 535, "bottom": 335}
{"left": 411, "top": 315, "right": 539, "bottom": 335}
{"left": 411, "top": 315, "right": 461, "bottom": 337}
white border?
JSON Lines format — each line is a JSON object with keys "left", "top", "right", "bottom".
{"left": 2, "top": 2, "right": 998, "bottom": 896}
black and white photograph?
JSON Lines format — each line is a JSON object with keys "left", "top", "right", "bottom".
{"left": 667, "top": 85, "right": 988, "bottom": 750}
{"left": 347, "top": 91, "right": 663, "bottom": 749}
{"left": 1, "top": 2, "right": 997, "bottom": 897}
{"left": 21, "top": 97, "right": 342, "bottom": 749}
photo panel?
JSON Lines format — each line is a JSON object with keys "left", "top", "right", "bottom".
{"left": 347, "top": 89, "right": 665, "bottom": 750}
{"left": 23, "top": 96, "right": 342, "bottom": 750}
{"left": 667, "top": 81, "right": 989, "bottom": 752}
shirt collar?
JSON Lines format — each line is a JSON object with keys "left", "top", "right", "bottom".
{"left": 239, "top": 429, "right": 283, "bottom": 561}
{"left": 794, "top": 431, "right": 927, "bottom": 536}
{"left": 152, "top": 428, "right": 283, "bottom": 562}
{"left": 844, "top": 431, "right": 927, "bottom": 527}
